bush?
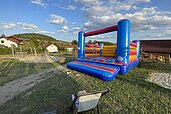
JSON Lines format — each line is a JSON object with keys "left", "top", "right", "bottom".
{"left": 0, "top": 48, "right": 12, "bottom": 55}
{"left": 71, "top": 40, "right": 78, "bottom": 45}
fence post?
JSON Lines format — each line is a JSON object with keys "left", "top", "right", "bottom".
{"left": 11, "top": 46, "right": 15, "bottom": 58}
{"left": 33, "top": 47, "right": 37, "bottom": 57}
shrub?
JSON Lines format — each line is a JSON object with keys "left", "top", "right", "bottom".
{"left": 0, "top": 47, "right": 12, "bottom": 55}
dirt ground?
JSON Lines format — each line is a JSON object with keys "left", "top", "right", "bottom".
{"left": 18, "top": 55, "right": 55, "bottom": 63}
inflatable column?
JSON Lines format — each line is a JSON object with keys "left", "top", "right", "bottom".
{"left": 133, "top": 40, "right": 140, "bottom": 60}
{"left": 78, "top": 32, "right": 85, "bottom": 59}
{"left": 116, "top": 19, "right": 130, "bottom": 64}
{"left": 99, "top": 43, "right": 104, "bottom": 57}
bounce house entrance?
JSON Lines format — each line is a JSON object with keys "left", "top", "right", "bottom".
{"left": 84, "top": 56, "right": 116, "bottom": 64}
{"left": 84, "top": 44, "right": 116, "bottom": 64}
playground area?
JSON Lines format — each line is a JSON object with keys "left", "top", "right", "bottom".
{"left": 0, "top": 19, "right": 170, "bottom": 114}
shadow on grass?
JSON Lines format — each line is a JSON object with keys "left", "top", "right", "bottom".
{"left": 0, "top": 67, "right": 82, "bottom": 114}
{"left": 138, "top": 60, "right": 171, "bottom": 73}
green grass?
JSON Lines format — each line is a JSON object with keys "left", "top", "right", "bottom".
{"left": 0, "top": 60, "right": 171, "bottom": 114}
{"left": 0, "top": 60, "right": 57, "bottom": 86}
{"left": 138, "top": 60, "right": 171, "bottom": 73}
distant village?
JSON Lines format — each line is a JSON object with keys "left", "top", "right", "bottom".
{"left": 0, "top": 34, "right": 77, "bottom": 57}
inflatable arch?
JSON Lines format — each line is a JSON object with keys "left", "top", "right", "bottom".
{"left": 67, "top": 19, "right": 140, "bottom": 81}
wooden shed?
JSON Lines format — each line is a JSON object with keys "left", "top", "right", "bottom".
{"left": 140, "top": 40, "right": 171, "bottom": 62}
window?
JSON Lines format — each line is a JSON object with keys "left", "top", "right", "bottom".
{"left": 1, "top": 40, "right": 4, "bottom": 43}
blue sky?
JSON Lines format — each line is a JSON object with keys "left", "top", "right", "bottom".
{"left": 0, "top": 0, "right": 171, "bottom": 43}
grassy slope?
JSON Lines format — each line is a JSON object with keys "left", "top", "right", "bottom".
{"left": 0, "top": 60, "right": 57, "bottom": 86}
{"left": 12, "top": 33, "right": 69, "bottom": 52}
{"left": 13, "top": 33, "right": 56, "bottom": 41}
{"left": 13, "top": 33, "right": 57, "bottom": 49}
{"left": 0, "top": 60, "right": 171, "bottom": 114}
{"left": 13, "top": 33, "right": 67, "bottom": 43}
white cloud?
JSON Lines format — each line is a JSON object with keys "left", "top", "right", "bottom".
{"left": 76, "top": 0, "right": 153, "bottom": 19}
{"left": 77, "top": 0, "right": 171, "bottom": 40}
{"left": 84, "top": 21, "right": 98, "bottom": 30}
{"left": 58, "top": 26, "right": 69, "bottom": 32}
{"left": 68, "top": 5, "right": 77, "bottom": 10}
{"left": 75, "top": 0, "right": 99, "bottom": 6}
{"left": 21, "top": 23, "right": 38, "bottom": 30}
{"left": 72, "top": 26, "right": 80, "bottom": 31}
{"left": 0, "top": 22, "right": 55, "bottom": 36}
{"left": 84, "top": 22, "right": 93, "bottom": 27}
{"left": 136, "top": 0, "right": 151, "bottom": 2}
{"left": 77, "top": 0, "right": 144, "bottom": 15}
{"left": 69, "top": 26, "right": 81, "bottom": 34}
{"left": 0, "top": 23, "right": 16, "bottom": 29}
{"left": 85, "top": 5, "right": 108, "bottom": 17}
{"left": 140, "top": 29, "right": 171, "bottom": 39}
{"left": 48, "top": 14, "right": 67, "bottom": 24}
{"left": 62, "top": 26, "right": 69, "bottom": 30}
{"left": 79, "top": 0, "right": 171, "bottom": 38}
{"left": 31, "top": 0, "right": 48, "bottom": 8}
{"left": 88, "top": 36, "right": 96, "bottom": 38}
{"left": 84, "top": 12, "right": 171, "bottom": 32}
{"left": 35, "top": 30, "right": 55, "bottom": 35}
{"left": 56, "top": 4, "right": 76, "bottom": 10}
{"left": 0, "top": 22, "right": 38, "bottom": 31}
{"left": 88, "top": 34, "right": 112, "bottom": 39}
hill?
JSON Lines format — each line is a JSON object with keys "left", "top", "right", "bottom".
{"left": 13, "top": 33, "right": 57, "bottom": 48}
{"left": 13, "top": 33, "right": 56, "bottom": 41}
{"left": 13, "top": 33, "right": 69, "bottom": 51}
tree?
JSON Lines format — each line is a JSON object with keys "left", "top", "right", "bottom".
{"left": 92, "top": 40, "right": 97, "bottom": 44}
{"left": 71, "top": 40, "right": 78, "bottom": 45}
{"left": 88, "top": 40, "right": 92, "bottom": 44}
{"left": 0, "top": 33, "right": 5, "bottom": 38}
{"left": 88, "top": 40, "right": 97, "bottom": 44}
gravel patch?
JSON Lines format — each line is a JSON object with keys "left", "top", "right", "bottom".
{"left": 149, "top": 73, "right": 171, "bottom": 89}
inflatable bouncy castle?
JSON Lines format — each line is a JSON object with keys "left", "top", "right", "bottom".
{"left": 67, "top": 19, "right": 140, "bottom": 81}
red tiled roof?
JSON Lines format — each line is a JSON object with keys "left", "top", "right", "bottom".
{"left": 4, "top": 36, "right": 30, "bottom": 43}
{"left": 140, "top": 40, "right": 171, "bottom": 53}
{"left": 5, "top": 36, "right": 22, "bottom": 43}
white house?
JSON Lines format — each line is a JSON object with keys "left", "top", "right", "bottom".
{"left": 46, "top": 44, "right": 58, "bottom": 53}
{"left": 0, "top": 38, "right": 18, "bottom": 47}
{"left": 67, "top": 47, "right": 74, "bottom": 52}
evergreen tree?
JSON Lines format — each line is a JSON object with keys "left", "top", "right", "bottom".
{"left": 71, "top": 40, "right": 78, "bottom": 45}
